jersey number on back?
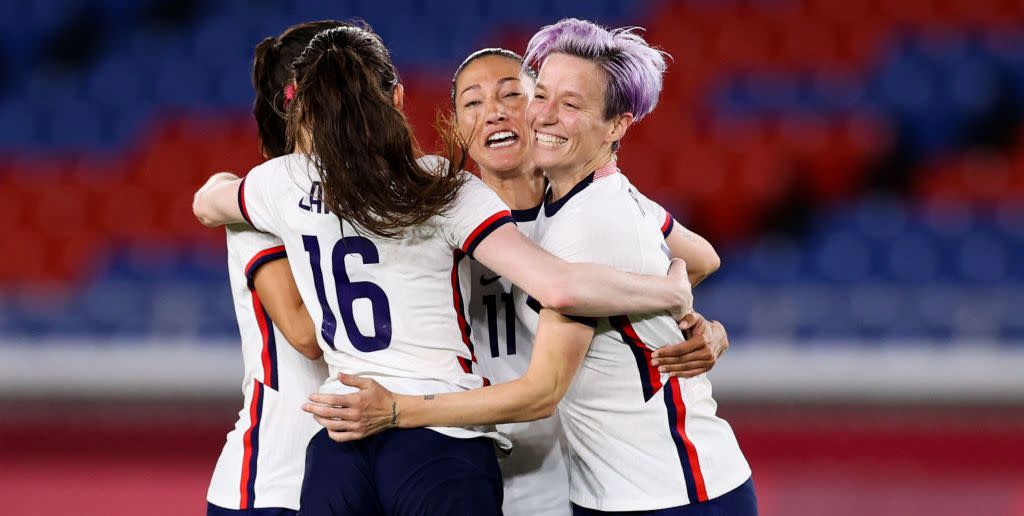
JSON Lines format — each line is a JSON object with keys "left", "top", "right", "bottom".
{"left": 303, "top": 235, "right": 392, "bottom": 352}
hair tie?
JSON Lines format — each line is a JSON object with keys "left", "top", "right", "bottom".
{"left": 283, "top": 83, "right": 296, "bottom": 108}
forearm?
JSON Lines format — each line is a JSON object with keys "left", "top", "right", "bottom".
{"left": 556, "top": 262, "right": 691, "bottom": 317}
{"left": 397, "top": 378, "right": 555, "bottom": 429}
{"left": 278, "top": 305, "right": 321, "bottom": 360}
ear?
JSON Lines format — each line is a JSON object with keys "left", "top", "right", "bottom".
{"left": 392, "top": 83, "right": 405, "bottom": 110}
{"left": 606, "top": 112, "right": 634, "bottom": 144}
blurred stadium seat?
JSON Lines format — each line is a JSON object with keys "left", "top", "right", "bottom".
{"left": 1, "top": 1, "right": 1023, "bottom": 515}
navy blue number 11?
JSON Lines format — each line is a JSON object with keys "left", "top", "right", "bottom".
{"left": 483, "top": 293, "right": 516, "bottom": 358}
{"left": 303, "top": 235, "right": 392, "bottom": 352}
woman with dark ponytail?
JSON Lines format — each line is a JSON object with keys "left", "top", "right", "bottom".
{"left": 205, "top": 20, "right": 350, "bottom": 516}
{"left": 194, "top": 25, "right": 696, "bottom": 515}
{"left": 252, "top": 20, "right": 351, "bottom": 159}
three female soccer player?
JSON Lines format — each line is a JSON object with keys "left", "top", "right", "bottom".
{"left": 305, "top": 19, "right": 757, "bottom": 515}
{"left": 193, "top": 23, "right": 705, "bottom": 515}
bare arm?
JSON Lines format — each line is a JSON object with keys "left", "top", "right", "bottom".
{"left": 193, "top": 173, "right": 245, "bottom": 227}
{"left": 252, "top": 259, "right": 322, "bottom": 360}
{"left": 472, "top": 225, "right": 692, "bottom": 319}
{"left": 665, "top": 224, "right": 720, "bottom": 287}
{"left": 304, "top": 310, "right": 593, "bottom": 440}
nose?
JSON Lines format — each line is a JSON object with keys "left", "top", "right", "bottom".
{"left": 484, "top": 98, "right": 506, "bottom": 124}
{"left": 533, "top": 99, "right": 557, "bottom": 126}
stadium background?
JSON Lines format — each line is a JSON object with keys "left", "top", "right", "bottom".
{"left": 1, "top": 0, "right": 1023, "bottom": 514}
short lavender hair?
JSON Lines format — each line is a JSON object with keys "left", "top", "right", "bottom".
{"left": 524, "top": 18, "right": 669, "bottom": 122}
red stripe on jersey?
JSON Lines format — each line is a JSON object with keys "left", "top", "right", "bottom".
{"left": 661, "top": 213, "right": 674, "bottom": 237}
{"left": 621, "top": 319, "right": 664, "bottom": 393}
{"left": 461, "top": 211, "right": 513, "bottom": 254}
{"left": 450, "top": 253, "right": 489, "bottom": 385}
{"left": 244, "top": 246, "right": 287, "bottom": 279}
{"left": 593, "top": 160, "right": 619, "bottom": 180}
{"left": 239, "top": 381, "right": 263, "bottom": 508}
{"left": 668, "top": 377, "right": 709, "bottom": 502}
{"left": 251, "top": 291, "right": 275, "bottom": 388}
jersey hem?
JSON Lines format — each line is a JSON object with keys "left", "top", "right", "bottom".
{"left": 206, "top": 494, "right": 300, "bottom": 512}
{"left": 569, "top": 469, "right": 752, "bottom": 512}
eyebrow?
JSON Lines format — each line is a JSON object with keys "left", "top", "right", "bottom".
{"left": 458, "top": 76, "right": 520, "bottom": 97}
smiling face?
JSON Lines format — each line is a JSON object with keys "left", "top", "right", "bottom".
{"left": 526, "top": 53, "right": 629, "bottom": 177}
{"left": 453, "top": 55, "right": 534, "bottom": 175}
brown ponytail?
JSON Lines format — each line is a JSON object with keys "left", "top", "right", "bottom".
{"left": 289, "top": 26, "right": 466, "bottom": 238}
{"left": 251, "top": 20, "right": 350, "bottom": 159}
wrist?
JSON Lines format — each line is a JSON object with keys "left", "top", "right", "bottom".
{"left": 394, "top": 394, "right": 417, "bottom": 429}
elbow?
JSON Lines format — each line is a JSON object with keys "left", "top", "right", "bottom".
{"left": 528, "top": 393, "right": 561, "bottom": 421}
{"left": 533, "top": 397, "right": 558, "bottom": 420}
{"left": 281, "top": 324, "right": 322, "bottom": 360}
{"left": 192, "top": 194, "right": 219, "bottom": 228}
{"left": 522, "top": 388, "right": 559, "bottom": 421}
{"left": 535, "top": 276, "right": 580, "bottom": 313}
{"left": 297, "top": 342, "right": 323, "bottom": 361}
{"left": 706, "top": 251, "right": 721, "bottom": 275}
{"left": 688, "top": 250, "right": 721, "bottom": 285}
{"left": 688, "top": 252, "right": 720, "bottom": 284}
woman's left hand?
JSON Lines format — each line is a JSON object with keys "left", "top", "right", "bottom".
{"left": 302, "top": 373, "right": 399, "bottom": 442}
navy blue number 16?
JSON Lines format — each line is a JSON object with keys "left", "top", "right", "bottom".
{"left": 302, "top": 235, "right": 392, "bottom": 352}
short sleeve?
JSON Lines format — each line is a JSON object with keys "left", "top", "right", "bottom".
{"left": 441, "top": 173, "right": 515, "bottom": 257}
{"left": 243, "top": 242, "right": 287, "bottom": 290}
{"left": 237, "top": 161, "right": 284, "bottom": 235}
{"left": 226, "top": 225, "right": 287, "bottom": 289}
{"left": 633, "top": 190, "right": 675, "bottom": 239}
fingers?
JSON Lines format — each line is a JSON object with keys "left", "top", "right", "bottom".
{"left": 313, "top": 414, "right": 363, "bottom": 433}
{"left": 326, "top": 429, "right": 366, "bottom": 443}
{"left": 338, "top": 373, "right": 372, "bottom": 389}
{"left": 651, "top": 339, "right": 704, "bottom": 359}
{"left": 303, "top": 402, "right": 359, "bottom": 420}
{"left": 668, "top": 366, "right": 712, "bottom": 379}
{"left": 677, "top": 312, "right": 702, "bottom": 331}
{"left": 653, "top": 348, "right": 715, "bottom": 370}
{"left": 308, "top": 393, "right": 358, "bottom": 407}
{"left": 667, "top": 258, "right": 688, "bottom": 276}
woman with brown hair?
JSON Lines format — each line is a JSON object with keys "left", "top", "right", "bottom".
{"left": 205, "top": 20, "right": 348, "bottom": 516}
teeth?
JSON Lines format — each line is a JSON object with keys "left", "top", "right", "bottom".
{"left": 486, "top": 130, "right": 518, "bottom": 148}
{"left": 489, "top": 139, "right": 516, "bottom": 148}
{"left": 536, "top": 132, "right": 568, "bottom": 146}
{"left": 487, "top": 131, "right": 515, "bottom": 143}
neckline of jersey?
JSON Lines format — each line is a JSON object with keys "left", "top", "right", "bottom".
{"left": 511, "top": 201, "right": 543, "bottom": 222}
{"left": 543, "top": 162, "right": 619, "bottom": 217}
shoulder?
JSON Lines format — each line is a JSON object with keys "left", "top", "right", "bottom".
{"left": 245, "top": 154, "right": 312, "bottom": 188}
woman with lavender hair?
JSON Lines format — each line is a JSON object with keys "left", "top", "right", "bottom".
{"left": 315, "top": 19, "right": 756, "bottom": 515}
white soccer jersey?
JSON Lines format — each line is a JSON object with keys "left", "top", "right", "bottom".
{"left": 469, "top": 202, "right": 570, "bottom": 516}
{"left": 207, "top": 227, "right": 328, "bottom": 511}
{"left": 238, "top": 154, "right": 514, "bottom": 446}
{"left": 514, "top": 163, "right": 751, "bottom": 512}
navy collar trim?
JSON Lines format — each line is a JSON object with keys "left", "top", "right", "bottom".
{"left": 544, "top": 172, "right": 595, "bottom": 217}
{"left": 511, "top": 202, "right": 543, "bottom": 222}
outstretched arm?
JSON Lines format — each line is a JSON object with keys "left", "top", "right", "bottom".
{"left": 193, "top": 173, "right": 245, "bottom": 227}
{"left": 304, "top": 309, "right": 593, "bottom": 441}
{"left": 471, "top": 225, "right": 693, "bottom": 319}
